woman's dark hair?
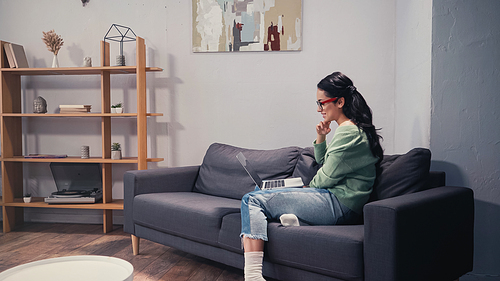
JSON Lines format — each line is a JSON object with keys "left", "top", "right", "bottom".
{"left": 317, "top": 72, "right": 383, "bottom": 162}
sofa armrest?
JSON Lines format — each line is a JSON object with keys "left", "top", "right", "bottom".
{"left": 123, "top": 165, "right": 200, "bottom": 234}
{"left": 364, "top": 186, "right": 474, "bottom": 281}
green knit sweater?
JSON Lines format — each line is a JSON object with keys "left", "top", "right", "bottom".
{"left": 309, "top": 125, "right": 378, "bottom": 214}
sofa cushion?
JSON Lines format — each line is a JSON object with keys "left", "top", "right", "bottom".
{"left": 292, "top": 147, "right": 321, "bottom": 186}
{"left": 194, "top": 143, "right": 302, "bottom": 200}
{"left": 267, "top": 223, "right": 365, "bottom": 281}
{"left": 218, "top": 214, "right": 365, "bottom": 281}
{"left": 133, "top": 192, "right": 241, "bottom": 247}
{"left": 218, "top": 213, "right": 244, "bottom": 254}
{"left": 370, "top": 148, "right": 431, "bottom": 201}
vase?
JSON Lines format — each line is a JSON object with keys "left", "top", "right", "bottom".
{"left": 111, "top": 150, "right": 122, "bottom": 160}
{"left": 24, "top": 197, "right": 32, "bottom": 203}
{"left": 52, "top": 54, "right": 59, "bottom": 68}
{"left": 115, "top": 108, "right": 123, "bottom": 113}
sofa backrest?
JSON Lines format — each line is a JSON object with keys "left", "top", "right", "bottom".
{"left": 194, "top": 143, "right": 433, "bottom": 202}
{"left": 194, "top": 143, "right": 304, "bottom": 199}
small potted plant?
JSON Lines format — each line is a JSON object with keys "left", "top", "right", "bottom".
{"left": 111, "top": 142, "right": 122, "bottom": 160}
{"left": 111, "top": 102, "right": 123, "bottom": 113}
{"left": 24, "top": 193, "right": 32, "bottom": 203}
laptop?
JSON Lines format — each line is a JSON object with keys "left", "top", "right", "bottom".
{"left": 44, "top": 163, "right": 103, "bottom": 204}
{"left": 236, "top": 152, "right": 304, "bottom": 190}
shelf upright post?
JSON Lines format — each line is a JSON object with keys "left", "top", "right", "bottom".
{"left": 100, "top": 40, "right": 113, "bottom": 233}
{"left": 0, "top": 40, "right": 8, "bottom": 67}
{"left": 136, "top": 37, "right": 147, "bottom": 170}
{"left": 1, "top": 40, "right": 25, "bottom": 232}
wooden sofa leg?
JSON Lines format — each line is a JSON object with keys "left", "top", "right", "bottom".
{"left": 131, "top": 235, "right": 140, "bottom": 255}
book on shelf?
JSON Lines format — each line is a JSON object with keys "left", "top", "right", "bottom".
{"left": 59, "top": 105, "right": 91, "bottom": 113}
{"left": 60, "top": 109, "right": 91, "bottom": 113}
{"left": 4, "top": 43, "right": 29, "bottom": 68}
{"left": 24, "top": 154, "right": 68, "bottom": 159}
{"left": 4, "top": 43, "right": 16, "bottom": 68}
{"left": 59, "top": 105, "right": 92, "bottom": 108}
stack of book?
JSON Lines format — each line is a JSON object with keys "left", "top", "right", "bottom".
{"left": 59, "top": 105, "right": 92, "bottom": 113}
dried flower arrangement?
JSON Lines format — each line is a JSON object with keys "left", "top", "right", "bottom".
{"left": 42, "top": 30, "right": 64, "bottom": 55}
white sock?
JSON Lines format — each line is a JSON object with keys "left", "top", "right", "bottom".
{"left": 244, "top": 252, "right": 266, "bottom": 281}
{"left": 280, "top": 214, "right": 300, "bottom": 226}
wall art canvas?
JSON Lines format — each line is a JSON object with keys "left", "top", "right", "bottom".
{"left": 192, "top": 0, "right": 302, "bottom": 52}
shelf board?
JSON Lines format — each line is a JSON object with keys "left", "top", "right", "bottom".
{"left": 1, "top": 197, "right": 124, "bottom": 210}
{"left": 1, "top": 113, "right": 163, "bottom": 117}
{"left": 2, "top": 156, "right": 164, "bottom": 163}
{"left": 0, "top": 66, "right": 163, "bottom": 76}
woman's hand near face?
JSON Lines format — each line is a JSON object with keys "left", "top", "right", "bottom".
{"left": 316, "top": 121, "right": 331, "bottom": 143}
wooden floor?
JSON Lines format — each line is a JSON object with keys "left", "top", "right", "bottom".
{"left": 0, "top": 223, "right": 254, "bottom": 281}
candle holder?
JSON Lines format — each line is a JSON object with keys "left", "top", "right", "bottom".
{"left": 104, "top": 24, "right": 137, "bottom": 66}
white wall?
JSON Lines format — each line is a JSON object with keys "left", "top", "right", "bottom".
{"left": 395, "top": 0, "right": 432, "bottom": 154}
{"left": 0, "top": 1, "right": 431, "bottom": 221}
{"left": 168, "top": 0, "right": 399, "bottom": 164}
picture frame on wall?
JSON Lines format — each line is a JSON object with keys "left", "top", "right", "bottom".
{"left": 192, "top": 0, "right": 302, "bottom": 52}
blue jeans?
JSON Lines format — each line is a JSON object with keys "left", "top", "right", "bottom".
{"left": 240, "top": 187, "right": 358, "bottom": 241}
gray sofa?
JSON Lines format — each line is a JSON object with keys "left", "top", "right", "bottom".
{"left": 124, "top": 143, "right": 474, "bottom": 281}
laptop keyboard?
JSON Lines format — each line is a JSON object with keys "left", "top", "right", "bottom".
{"left": 264, "top": 179, "right": 285, "bottom": 189}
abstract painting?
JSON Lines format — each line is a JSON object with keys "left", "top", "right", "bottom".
{"left": 192, "top": 0, "right": 302, "bottom": 52}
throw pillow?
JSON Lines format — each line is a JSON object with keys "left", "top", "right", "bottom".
{"left": 194, "top": 143, "right": 302, "bottom": 200}
{"left": 370, "top": 148, "right": 431, "bottom": 201}
{"left": 292, "top": 147, "right": 321, "bottom": 186}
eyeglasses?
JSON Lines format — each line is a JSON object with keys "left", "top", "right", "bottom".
{"left": 316, "top": 97, "right": 338, "bottom": 110}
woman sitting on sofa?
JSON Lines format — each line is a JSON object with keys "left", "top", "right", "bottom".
{"left": 240, "top": 71, "right": 384, "bottom": 281}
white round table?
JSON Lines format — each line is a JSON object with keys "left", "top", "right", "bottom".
{"left": 0, "top": 255, "right": 134, "bottom": 281}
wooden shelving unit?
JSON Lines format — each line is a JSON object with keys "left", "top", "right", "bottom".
{"left": 0, "top": 37, "right": 163, "bottom": 233}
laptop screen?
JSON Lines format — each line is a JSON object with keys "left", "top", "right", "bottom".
{"left": 236, "top": 152, "right": 263, "bottom": 188}
{"left": 50, "top": 163, "right": 102, "bottom": 191}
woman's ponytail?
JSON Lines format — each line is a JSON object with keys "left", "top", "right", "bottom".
{"left": 343, "top": 88, "right": 383, "bottom": 161}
